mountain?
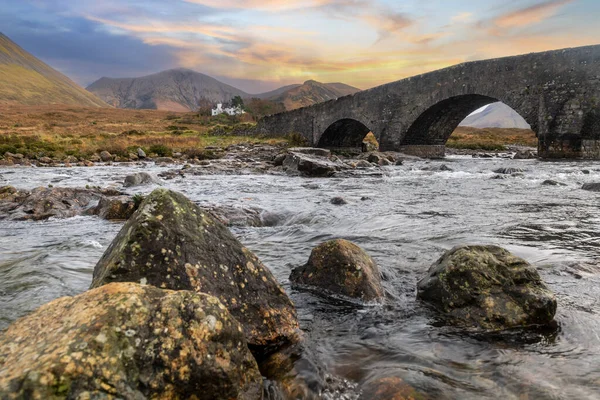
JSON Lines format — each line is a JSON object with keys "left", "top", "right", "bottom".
{"left": 266, "top": 80, "right": 360, "bottom": 111}
{"left": 0, "top": 33, "right": 107, "bottom": 107}
{"left": 87, "top": 68, "right": 249, "bottom": 112}
{"left": 87, "top": 69, "right": 361, "bottom": 112}
{"left": 460, "top": 102, "right": 530, "bottom": 129}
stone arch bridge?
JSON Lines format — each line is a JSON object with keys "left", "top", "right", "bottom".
{"left": 256, "top": 45, "right": 600, "bottom": 159}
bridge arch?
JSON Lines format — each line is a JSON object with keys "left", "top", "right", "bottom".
{"left": 400, "top": 94, "right": 536, "bottom": 146}
{"left": 317, "top": 118, "right": 376, "bottom": 149}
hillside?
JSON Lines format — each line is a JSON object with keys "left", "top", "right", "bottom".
{"left": 0, "top": 33, "right": 107, "bottom": 107}
{"left": 267, "top": 80, "right": 360, "bottom": 110}
{"left": 86, "top": 68, "right": 250, "bottom": 112}
{"left": 460, "top": 102, "right": 530, "bottom": 129}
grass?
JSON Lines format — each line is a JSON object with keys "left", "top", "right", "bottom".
{"left": 0, "top": 105, "right": 287, "bottom": 159}
{"left": 447, "top": 126, "right": 537, "bottom": 150}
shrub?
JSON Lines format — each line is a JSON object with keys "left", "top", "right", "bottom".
{"left": 286, "top": 133, "right": 308, "bottom": 147}
{"left": 148, "top": 144, "right": 173, "bottom": 157}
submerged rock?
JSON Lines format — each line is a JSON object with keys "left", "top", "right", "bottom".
{"left": 417, "top": 245, "right": 556, "bottom": 330}
{"left": 542, "top": 180, "right": 566, "bottom": 186}
{"left": 0, "top": 282, "right": 262, "bottom": 399}
{"left": 330, "top": 197, "right": 347, "bottom": 205}
{"left": 202, "top": 204, "right": 264, "bottom": 227}
{"left": 290, "top": 239, "right": 384, "bottom": 302}
{"left": 123, "top": 172, "right": 161, "bottom": 188}
{"left": 91, "top": 188, "right": 299, "bottom": 353}
{"left": 359, "top": 376, "right": 427, "bottom": 400}
{"left": 582, "top": 182, "right": 600, "bottom": 192}
{"left": 493, "top": 167, "right": 523, "bottom": 175}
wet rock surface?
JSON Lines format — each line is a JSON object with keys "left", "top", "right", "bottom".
{"left": 0, "top": 282, "right": 262, "bottom": 400}
{"left": 290, "top": 239, "right": 384, "bottom": 302}
{"left": 91, "top": 188, "right": 299, "bottom": 353}
{"left": 123, "top": 172, "right": 161, "bottom": 187}
{"left": 90, "top": 195, "right": 139, "bottom": 220}
{"left": 0, "top": 186, "right": 116, "bottom": 221}
{"left": 283, "top": 152, "right": 349, "bottom": 177}
{"left": 417, "top": 245, "right": 557, "bottom": 330}
{"left": 493, "top": 167, "right": 524, "bottom": 175}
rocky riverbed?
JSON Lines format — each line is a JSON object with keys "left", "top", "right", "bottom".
{"left": 1, "top": 149, "right": 600, "bottom": 399}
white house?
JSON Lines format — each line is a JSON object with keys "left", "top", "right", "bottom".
{"left": 211, "top": 103, "right": 245, "bottom": 116}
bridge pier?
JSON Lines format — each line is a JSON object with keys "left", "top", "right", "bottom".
{"left": 539, "top": 136, "right": 600, "bottom": 159}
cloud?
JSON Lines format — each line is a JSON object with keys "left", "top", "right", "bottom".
{"left": 183, "top": 0, "right": 334, "bottom": 11}
{"left": 451, "top": 12, "right": 473, "bottom": 23}
{"left": 490, "top": 0, "right": 575, "bottom": 29}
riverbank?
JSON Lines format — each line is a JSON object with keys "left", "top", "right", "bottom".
{"left": 0, "top": 105, "right": 540, "bottom": 167}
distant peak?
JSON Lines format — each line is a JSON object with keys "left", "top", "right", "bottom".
{"left": 303, "top": 80, "right": 321, "bottom": 85}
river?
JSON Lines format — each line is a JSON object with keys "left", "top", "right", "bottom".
{"left": 1, "top": 157, "right": 599, "bottom": 399}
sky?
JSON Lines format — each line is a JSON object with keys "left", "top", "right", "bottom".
{"left": 1, "top": 0, "right": 599, "bottom": 93}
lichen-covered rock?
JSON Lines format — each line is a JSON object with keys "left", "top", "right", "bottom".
{"left": 417, "top": 245, "right": 557, "bottom": 330}
{"left": 123, "top": 172, "right": 161, "bottom": 188}
{"left": 0, "top": 282, "right": 262, "bottom": 400}
{"left": 91, "top": 188, "right": 299, "bottom": 353}
{"left": 290, "top": 239, "right": 384, "bottom": 302}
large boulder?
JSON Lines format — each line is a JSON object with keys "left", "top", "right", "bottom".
{"left": 99, "top": 150, "right": 113, "bottom": 162}
{"left": 417, "top": 245, "right": 557, "bottom": 330}
{"left": 123, "top": 172, "right": 161, "bottom": 188}
{"left": 290, "top": 239, "right": 384, "bottom": 302}
{"left": 0, "top": 282, "right": 262, "bottom": 399}
{"left": 282, "top": 152, "right": 348, "bottom": 177}
{"left": 91, "top": 188, "right": 299, "bottom": 353}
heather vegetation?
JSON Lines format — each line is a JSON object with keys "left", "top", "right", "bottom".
{"left": 0, "top": 105, "right": 287, "bottom": 160}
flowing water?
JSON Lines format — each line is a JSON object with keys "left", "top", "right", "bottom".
{"left": 1, "top": 157, "right": 600, "bottom": 399}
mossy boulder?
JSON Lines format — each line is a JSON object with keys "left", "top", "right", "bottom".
{"left": 290, "top": 239, "right": 384, "bottom": 301}
{"left": 417, "top": 245, "right": 557, "bottom": 330}
{"left": 0, "top": 282, "right": 262, "bottom": 399}
{"left": 91, "top": 188, "right": 299, "bottom": 354}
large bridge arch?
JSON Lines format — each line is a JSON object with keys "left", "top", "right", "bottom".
{"left": 256, "top": 44, "right": 600, "bottom": 159}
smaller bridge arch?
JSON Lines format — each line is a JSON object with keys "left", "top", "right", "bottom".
{"left": 317, "top": 118, "right": 375, "bottom": 149}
